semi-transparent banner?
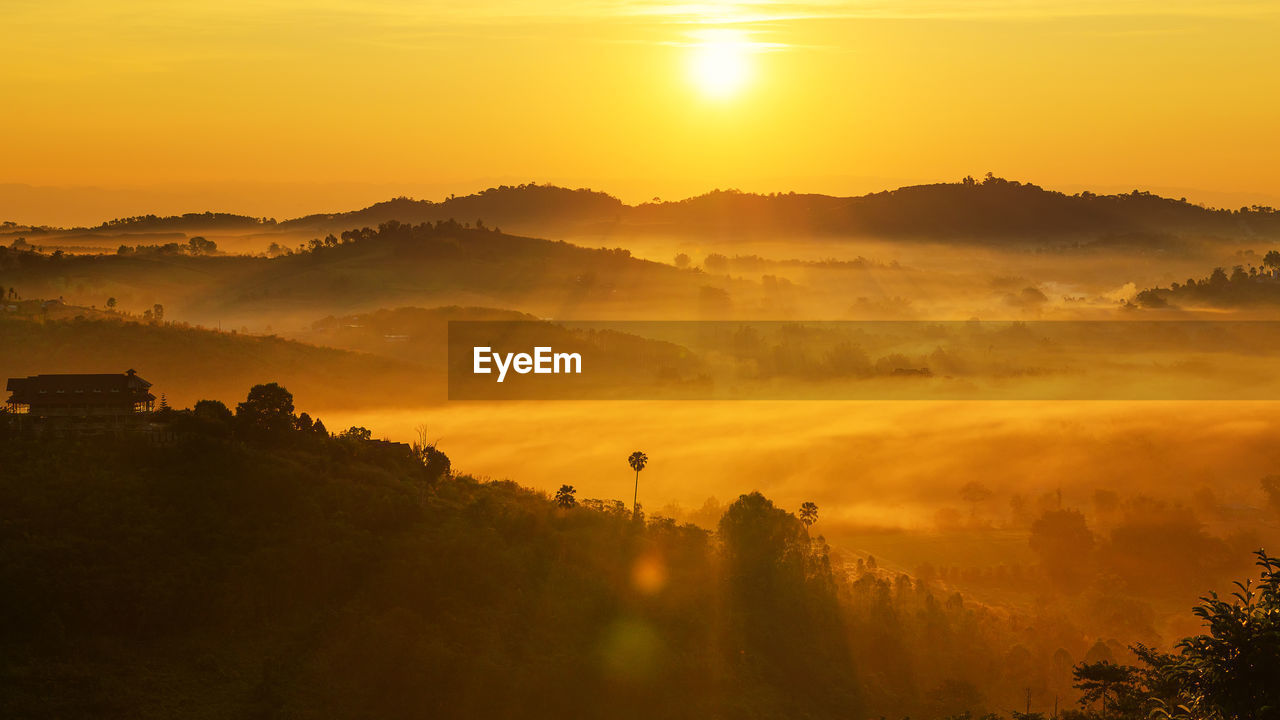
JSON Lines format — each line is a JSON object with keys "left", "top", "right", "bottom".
{"left": 447, "top": 320, "right": 1280, "bottom": 400}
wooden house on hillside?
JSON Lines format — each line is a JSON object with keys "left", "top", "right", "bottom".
{"left": 5, "top": 369, "right": 156, "bottom": 418}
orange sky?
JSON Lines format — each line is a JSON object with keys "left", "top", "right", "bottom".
{"left": 4, "top": 1, "right": 1280, "bottom": 224}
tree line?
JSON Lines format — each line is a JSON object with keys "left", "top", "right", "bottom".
{"left": 1, "top": 386, "right": 1277, "bottom": 718}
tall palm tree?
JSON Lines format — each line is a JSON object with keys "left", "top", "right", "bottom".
{"left": 628, "top": 451, "right": 648, "bottom": 518}
{"left": 799, "top": 501, "right": 818, "bottom": 528}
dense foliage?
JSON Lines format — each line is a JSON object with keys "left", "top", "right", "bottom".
{"left": 1058, "top": 551, "right": 1280, "bottom": 720}
{"left": 2, "top": 387, "right": 1278, "bottom": 718}
{"left": 0, "top": 387, "right": 846, "bottom": 719}
{"left": 1137, "top": 255, "right": 1280, "bottom": 307}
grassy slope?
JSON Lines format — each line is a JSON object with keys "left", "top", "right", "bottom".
{"left": 0, "top": 226, "right": 729, "bottom": 321}
{"left": 0, "top": 315, "right": 434, "bottom": 410}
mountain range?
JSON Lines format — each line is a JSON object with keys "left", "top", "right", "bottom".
{"left": 8, "top": 176, "right": 1280, "bottom": 243}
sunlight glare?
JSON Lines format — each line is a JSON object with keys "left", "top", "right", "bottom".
{"left": 688, "top": 30, "right": 753, "bottom": 99}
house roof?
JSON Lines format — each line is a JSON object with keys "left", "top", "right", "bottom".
{"left": 6, "top": 370, "right": 155, "bottom": 406}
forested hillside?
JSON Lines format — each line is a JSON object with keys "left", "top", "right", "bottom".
{"left": 2, "top": 389, "right": 1276, "bottom": 719}
{"left": 1135, "top": 252, "right": 1280, "bottom": 308}
{"left": 0, "top": 315, "right": 432, "bottom": 409}
{"left": 293, "top": 177, "right": 1280, "bottom": 242}
{"left": 0, "top": 221, "right": 726, "bottom": 321}
{"left": 10, "top": 177, "right": 1280, "bottom": 256}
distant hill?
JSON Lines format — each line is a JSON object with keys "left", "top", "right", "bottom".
{"left": 0, "top": 222, "right": 737, "bottom": 321}
{"left": 281, "top": 185, "right": 625, "bottom": 234}
{"left": 191, "top": 221, "right": 730, "bottom": 318}
{"left": 94, "top": 211, "right": 269, "bottom": 232}
{"left": 298, "top": 305, "right": 710, "bottom": 398}
{"left": 622, "top": 177, "right": 1280, "bottom": 240}
{"left": 1135, "top": 260, "right": 1280, "bottom": 309}
{"left": 0, "top": 314, "right": 434, "bottom": 409}
{"left": 0, "top": 303, "right": 713, "bottom": 406}
{"left": 325, "top": 177, "right": 1280, "bottom": 242}
{"left": 301, "top": 306, "right": 540, "bottom": 365}
{"left": 14, "top": 176, "right": 1280, "bottom": 247}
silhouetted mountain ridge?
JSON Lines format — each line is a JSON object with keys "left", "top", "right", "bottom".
{"left": 30, "top": 177, "right": 1280, "bottom": 243}
{"left": 282, "top": 185, "right": 625, "bottom": 231}
{"left": 625, "top": 178, "right": 1280, "bottom": 240}
{"left": 0, "top": 222, "right": 738, "bottom": 321}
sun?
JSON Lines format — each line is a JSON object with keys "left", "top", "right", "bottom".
{"left": 688, "top": 30, "right": 753, "bottom": 100}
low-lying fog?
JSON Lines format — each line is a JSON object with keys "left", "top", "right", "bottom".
{"left": 316, "top": 399, "right": 1280, "bottom": 644}
{"left": 318, "top": 400, "right": 1280, "bottom": 534}
{"left": 10, "top": 210, "right": 1280, "bottom": 655}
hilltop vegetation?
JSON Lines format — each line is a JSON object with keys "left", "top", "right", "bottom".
{"left": 210, "top": 219, "right": 695, "bottom": 316}
{"left": 282, "top": 185, "right": 625, "bottom": 234}
{"left": 8, "top": 178, "right": 1270, "bottom": 326}
{"left": 2, "top": 389, "right": 1277, "bottom": 718}
{"left": 303, "top": 306, "right": 709, "bottom": 397}
{"left": 9, "top": 177, "right": 1280, "bottom": 258}
{"left": 0, "top": 388, "right": 853, "bottom": 719}
{"left": 0, "top": 220, "right": 728, "bottom": 321}
{"left": 322, "top": 176, "right": 1280, "bottom": 243}
{"left": 624, "top": 175, "right": 1280, "bottom": 242}
{"left": 0, "top": 313, "right": 431, "bottom": 409}
{"left": 1136, "top": 251, "right": 1280, "bottom": 308}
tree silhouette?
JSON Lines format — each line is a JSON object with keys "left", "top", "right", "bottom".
{"left": 555, "top": 484, "right": 576, "bottom": 509}
{"left": 176, "top": 398, "right": 231, "bottom": 435}
{"left": 106, "top": 297, "right": 117, "bottom": 309}
{"left": 1261, "top": 475, "right": 1280, "bottom": 512}
{"left": 1152, "top": 550, "right": 1280, "bottom": 718}
{"left": 187, "top": 236, "right": 217, "bottom": 255}
{"left": 235, "top": 382, "right": 295, "bottom": 438}
{"left": 959, "top": 481, "right": 993, "bottom": 520}
{"left": 628, "top": 451, "right": 647, "bottom": 518}
{"left": 419, "top": 444, "right": 449, "bottom": 480}
{"left": 193, "top": 399, "right": 233, "bottom": 425}
{"left": 340, "top": 426, "right": 372, "bottom": 441}
{"left": 1029, "top": 508, "right": 1095, "bottom": 588}
{"left": 1071, "top": 661, "right": 1143, "bottom": 719}
{"left": 1054, "top": 550, "right": 1280, "bottom": 718}
{"left": 799, "top": 501, "right": 818, "bottom": 527}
